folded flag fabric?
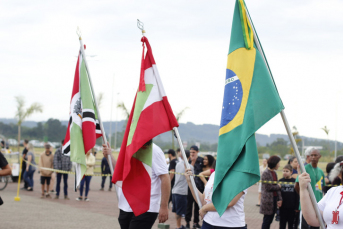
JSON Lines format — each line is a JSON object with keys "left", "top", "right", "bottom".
{"left": 212, "top": 0, "right": 284, "bottom": 216}
{"left": 112, "top": 36, "right": 179, "bottom": 216}
{"left": 62, "top": 47, "right": 102, "bottom": 187}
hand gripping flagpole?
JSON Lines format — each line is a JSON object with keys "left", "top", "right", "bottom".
{"left": 244, "top": 7, "right": 326, "bottom": 229}
{"left": 136, "top": 20, "right": 202, "bottom": 208}
{"left": 76, "top": 27, "right": 114, "bottom": 176}
{"left": 173, "top": 127, "right": 203, "bottom": 209}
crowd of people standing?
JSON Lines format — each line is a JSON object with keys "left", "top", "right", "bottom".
{"left": 4, "top": 139, "right": 343, "bottom": 229}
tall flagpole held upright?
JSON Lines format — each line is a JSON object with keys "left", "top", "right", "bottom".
{"left": 173, "top": 127, "right": 203, "bottom": 208}
{"left": 244, "top": 7, "right": 326, "bottom": 229}
{"left": 136, "top": 19, "right": 202, "bottom": 209}
{"left": 76, "top": 28, "right": 114, "bottom": 176}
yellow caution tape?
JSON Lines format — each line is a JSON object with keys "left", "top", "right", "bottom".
{"left": 168, "top": 171, "right": 341, "bottom": 187}
{"left": 24, "top": 160, "right": 112, "bottom": 177}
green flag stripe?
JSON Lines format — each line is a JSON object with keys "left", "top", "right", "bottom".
{"left": 127, "top": 84, "right": 153, "bottom": 146}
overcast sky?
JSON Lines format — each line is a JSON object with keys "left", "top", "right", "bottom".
{"left": 1, "top": 0, "right": 343, "bottom": 142}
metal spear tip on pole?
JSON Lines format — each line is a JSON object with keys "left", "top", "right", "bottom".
{"left": 76, "top": 26, "right": 82, "bottom": 40}
{"left": 137, "top": 19, "right": 146, "bottom": 36}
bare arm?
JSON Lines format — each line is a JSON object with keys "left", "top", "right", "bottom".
{"left": 200, "top": 191, "right": 244, "bottom": 215}
{"left": 199, "top": 170, "right": 211, "bottom": 185}
{"left": 0, "top": 164, "right": 11, "bottom": 176}
{"left": 299, "top": 172, "right": 321, "bottom": 227}
{"left": 185, "top": 168, "right": 205, "bottom": 206}
{"left": 102, "top": 143, "right": 116, "bottom": 170}
{"left": 158, "top": 173, "right": 170, "bottom": 223}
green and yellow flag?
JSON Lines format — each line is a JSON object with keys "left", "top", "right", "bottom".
{"left": 212, "top": 0, "right": 284, "bottom": 215}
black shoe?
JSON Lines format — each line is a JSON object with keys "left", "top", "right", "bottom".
{"left": 193, "top": 223, "right": 201, "bottom": 229}
{"left": 20, "top": 187, "right": 27, "bottom": 190}
{"left": 185, "top": 222, "right": 190, "bottom": 229}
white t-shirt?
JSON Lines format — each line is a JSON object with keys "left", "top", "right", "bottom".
{"left": 318, "top": 186, "right": 343, "bottom": 228}
{"left": 203, "top": 172, "right": 247, "bottom": 227}
{"left": 118, "top": 143, "right": 169, "bottom": 213}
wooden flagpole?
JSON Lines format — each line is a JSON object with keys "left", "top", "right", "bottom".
{"left": 76, "top": 28, "right": 115, "bottom": 176}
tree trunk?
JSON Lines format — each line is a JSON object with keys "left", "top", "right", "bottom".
{"left": 17, "top": 125, "right": 21, "bottom": 152}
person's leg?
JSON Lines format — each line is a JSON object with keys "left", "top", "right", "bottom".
{"left": 101, "top": 176, "right": 105, "bottom": 189}
{"left": 287, "top": 209, "right": 295, "bottom": 229}
{"left": 46, "top": 177, "right": 51, "bottom": 196}
{"left": 193, "top": 197, "right": 200, "bottom": 225}
{"left": 41, "top": 176, "right": 45, "bottom": 196}
{"left": 85, "top": 176, "right": 92, "bottom": 197}
{"left": 172, "top": 194, "right": 179, "bottom": 228}
{"left": 79, "top": 178, "right": 85, "bottom": 197}
{"left": 109, "top": 176, "right": 113, "bottom": 189}
{"left": 186, "top": 188, "right": 193, "bottom": 227}
{"left": 23, "top": 171, "right": 29, "bottom": 186}
{"left": 118, "top": 209, "right": 134, "bottom": 229}
{"left": 129, "top": 212, "right": 158, "bottom": 229}
{"left": 50, "top": 173, "right": 55, "bottom": 191}
{"left": 279, "top": 208, "right": 286, "bottom": 229}
{"left": 56, "top": 173, "right": 62, "bottom": 196}
{"left": 261, "top": 214, "right": 274, "bottom": 229}
{"left": 63, "top": 174, "right": 68, "bottom": 197}
{"left": 31, "top": 170, "right": 35, "bottom": 188}
{"left": 22, "top": 161, "right": 28, "bottom": 188}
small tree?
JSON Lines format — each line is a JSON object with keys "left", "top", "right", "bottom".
{"left": 15, "top": 96, "right": 43, "bottom": 151}
{"left": 171, "top": 107, "right": 189, "bottom": 150}
{"left": 117, "top": 102, "right": 130, "bottom": 121}
{"left": 289, "top": 126, "right": 301, "bottom": 155}
{"left": 96, "top": 92, "right": 104, "bottom": 109}
{"left": 321, "top": 126, "right": 330, "bottom": 154}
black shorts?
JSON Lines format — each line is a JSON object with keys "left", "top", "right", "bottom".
{"left": 41, "top": 176, "right": 51, "bottom": 185}
{"left": 172, "top": 194, "right": 187, "bottom": 216}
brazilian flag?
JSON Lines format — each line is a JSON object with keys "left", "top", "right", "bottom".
{"left": 212, "top": 0, "right": 284, "bottom": 215}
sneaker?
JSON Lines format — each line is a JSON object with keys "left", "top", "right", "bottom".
{"left": 193, "top": 223, "right": 201, "bottom": 229}
{"left": 99, "top": 188, "right": 104, "bottom": 191}
{"left": 76, "top": 197, "right": 82, "bottom": 201}
{"left": 64, "top": 196, "right": 70, "bottom": 200}
{"left": 84, "top": 198, "right": 89, "bottom": 202}
{"left": 108, "top": 188, "right": 112, "bottom": 191}
{"left": 178, "top": 226, "right": 186, "bottom": 229}
{"left": 40, "top": 194, "right": 45, "bottom": 199}
{"left": 46, "top": 194, "right": 52, "bottom": 199}
{"left": 54, "top": 195, "right": 59, "bottom": 199}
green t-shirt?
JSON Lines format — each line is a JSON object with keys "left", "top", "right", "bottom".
{"left": 296, "top": 164, "right": 325, "bottom": 209}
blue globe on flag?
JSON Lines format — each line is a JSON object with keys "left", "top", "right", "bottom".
{"left": 220, "top": 69, "right": 243, "bottom": 127}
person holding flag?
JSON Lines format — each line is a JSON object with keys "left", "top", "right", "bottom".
{"left": 62, "top": 44, "right": 103, "bottom": 189}
{"left": 111, "top": 35, "right": 179, "bottom": 228}
{"left": 212, "top": 0, "right": 284, "bottom": 221}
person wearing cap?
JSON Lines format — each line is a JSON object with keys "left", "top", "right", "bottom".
{"left": 298, "top": 161, "right": 343, "bottom": 228}
{"left": 39, "top": 144, "right": 54, "bottom": 198}
{"left": 295, "top": 147, "right": 325, "bottom": 229}
{"left": 186, "top": 145, "right": 203, "bottom": 229}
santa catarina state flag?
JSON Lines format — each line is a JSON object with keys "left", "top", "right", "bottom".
{"left": 62, "top": 47, "right": 102, "bottom": 187}
{"left": 212, "top": 0, "right": 284, "bottom": 216}
{"left": 112, "top": 36, "right": 179, "bottom": 216}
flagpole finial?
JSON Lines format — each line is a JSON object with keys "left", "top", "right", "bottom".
{"left": 76, "top": 27, "right": 82, "bottom": 40}
{"left": 137, "top": 19, "right": 146, "bottom": 36}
